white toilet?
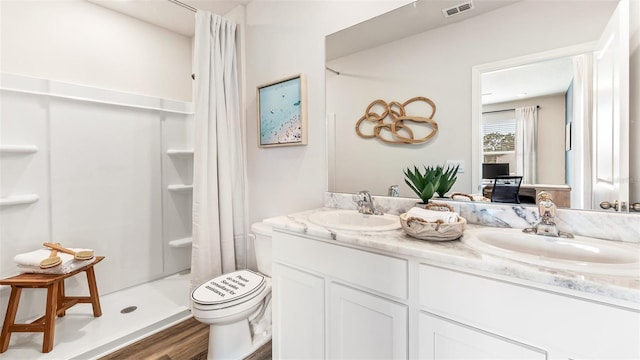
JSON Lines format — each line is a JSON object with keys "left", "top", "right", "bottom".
{"left": 191, "top": 222, "right": 273, "bottom": 360}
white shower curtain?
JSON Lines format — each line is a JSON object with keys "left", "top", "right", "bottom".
{"left": 515, "top": 106, "right": 538, "bottom": 184}
{"left": 191, "top": 11, "right": 246, "bottom": 290}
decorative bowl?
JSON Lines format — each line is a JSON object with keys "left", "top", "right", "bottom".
{"left": 399, "top": 203, "right": 466, "bottom": 241}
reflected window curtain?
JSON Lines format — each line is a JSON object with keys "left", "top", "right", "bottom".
{"left": 191, "top": 11, "right": 246, "bottom": 290}
{"left": 515, "top": 106, "right": 538, "bottom": 184}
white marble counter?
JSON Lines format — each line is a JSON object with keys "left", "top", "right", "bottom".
{"left": 264, "top": 207, "right": 640, "bottom": 309}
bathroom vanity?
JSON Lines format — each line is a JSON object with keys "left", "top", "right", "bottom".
{"left": 266, "top": 204, "right": 640, "bottom": 359}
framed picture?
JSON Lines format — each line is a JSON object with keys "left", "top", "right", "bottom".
{"left": 257, "top": 74, "right": 307, "bottom": 147}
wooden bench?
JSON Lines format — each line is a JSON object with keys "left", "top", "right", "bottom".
{"left": 0, "top": 256, "right": 104, "bottom": 353}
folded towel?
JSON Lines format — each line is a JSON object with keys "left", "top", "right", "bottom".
{"left": 407, "top": 207, "right": 458, "bottom": 223}
{"left": 16, "top": 259, "right": 95, "bottom": 274}
{"left": 14, "top": 248, "right": 94, "bottom": 274}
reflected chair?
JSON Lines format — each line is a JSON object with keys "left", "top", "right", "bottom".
{"left": 490, "top": 176, "right": 523, "bottom": 204}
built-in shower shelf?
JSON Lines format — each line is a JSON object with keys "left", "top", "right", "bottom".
{"left": 0, "top": 194, "right": 39, "bottom": 207}
{"left": 168, "top": 184, "right": 193, "bottom": 192}
{"left": 169, "top": 237, "right": 193, "bottom": 248}
{"left": 0, "top": 145, "right": 38, "bottom": 154}
{"left": 167, "top": 149, "right": 194, "bottom": 156}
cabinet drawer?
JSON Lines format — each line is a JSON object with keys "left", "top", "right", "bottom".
{"left": 419, "top": 264, "right": 640, "bottom": 358}
{"left": 274, "top": 231, "right": 408, "bottom": 299}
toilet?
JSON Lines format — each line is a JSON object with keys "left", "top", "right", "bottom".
{"left": 191, "top": 222, "right": 273, "bottom": 360}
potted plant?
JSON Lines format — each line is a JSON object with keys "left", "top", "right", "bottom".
{"left": 404, "top": 164, "right": 459, "bottom": 204}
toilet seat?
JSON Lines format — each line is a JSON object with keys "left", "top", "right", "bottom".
{"left": 191, "top": 269, "right": 267, "bottom": 311}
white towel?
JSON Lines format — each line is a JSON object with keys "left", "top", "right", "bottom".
{"left": 407, "top": 207, "right": 458, "bottom": 223}
{"left": 14, "top": 248, "right": 94, "bottom": 274}
{"left": 16, "top": 260, "right": 96, "bottom": 274}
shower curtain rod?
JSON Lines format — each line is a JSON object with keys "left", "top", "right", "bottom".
{"left": 168, "top": 0, "right": 197, "bottom": 13}
{"left": 482, "top": 105, "right": 540, "bottom": 114}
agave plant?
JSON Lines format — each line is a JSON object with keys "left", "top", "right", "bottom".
{"left": 404, "top": 164, "right": 459, "bottom": 203}
{"left": 435, "top": 164, "right": 459, "bottom": 198}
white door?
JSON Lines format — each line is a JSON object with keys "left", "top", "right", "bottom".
{"left": 592, "top": 0, "right": 629, "bottom": 211}
{"left": 328, "top": 282, "right": 408, "bottom": 359}
{"left": 272, "top": 263, "right": 325, "bottom": 359}
{"left": 418, "top": 312, "right": 546, "bottom": 360}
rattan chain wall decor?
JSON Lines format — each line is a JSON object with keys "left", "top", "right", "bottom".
{"left": 355, "top": 96, "right": 438, "bottom": 144}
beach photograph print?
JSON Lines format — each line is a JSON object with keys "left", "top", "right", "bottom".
{"left": 257, "top": 74, "right": 307, "bottom": 147}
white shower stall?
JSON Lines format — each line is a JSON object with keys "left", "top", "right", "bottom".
{"left": 0, "top": 73, "right": 194, "bottom": 323}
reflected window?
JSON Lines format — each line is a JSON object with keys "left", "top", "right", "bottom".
{"left": 482, "top": 115, "right": 516, "bottom": 172}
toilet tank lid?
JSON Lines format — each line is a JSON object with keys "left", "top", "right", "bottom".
{"left": 191, "top": 269, "right": 265, "bottom": 305}
{"left": 251, "top": 222, "right": 272, "bottom": 236}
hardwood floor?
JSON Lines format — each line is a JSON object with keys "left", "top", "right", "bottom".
{"left": 99, "top": 317, "right": 272, "bottom": 360}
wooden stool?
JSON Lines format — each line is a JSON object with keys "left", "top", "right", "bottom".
{"left": 0, "top": 256, "right": 104, "bottom": 353}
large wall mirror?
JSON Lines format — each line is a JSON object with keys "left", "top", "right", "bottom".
{"left": 326, "top": 0, "right": 636, "bottom": 213}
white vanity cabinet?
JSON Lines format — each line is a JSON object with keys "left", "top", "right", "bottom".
{"left": 272, "top": 230, "right": 409, "bottom": 359}
{"left": 418, "top": 264, "right": 640, "bottom": 359}
{"left": 272, "top": 227, "right": 639, "bottom": 360}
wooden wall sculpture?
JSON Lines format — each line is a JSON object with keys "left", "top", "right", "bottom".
{"left": 355, "top": 96, "right": 438, "bottom": 144}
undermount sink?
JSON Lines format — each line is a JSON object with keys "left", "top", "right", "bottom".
{"left": 462, "top": 228, "right": 640, "bottom": 276}
{"left": 308, "top": 210, "right": 401, "bottom": 232}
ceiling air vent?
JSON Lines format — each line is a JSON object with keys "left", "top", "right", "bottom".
{"left": 442, "top": 1, "right": 475, "bottom": 18}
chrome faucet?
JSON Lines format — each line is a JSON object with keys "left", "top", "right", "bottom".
{"left": 353, "top": 190, "right": 383, "bottom": 215}
{"left": 534, "top": 192, "right": 560, "bottom": 237}
{"left": 523, "top": 192, "right": 573, "bottom": 238}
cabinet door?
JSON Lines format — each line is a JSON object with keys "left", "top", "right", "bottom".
{"left": 418, "top": 312, "right": 546, "bottom": 360}
{"left": 273, "top": 263, "right": 325, "bottom": 359}
{"left": 328, "top": 282, "right": 408, "bottom": 359}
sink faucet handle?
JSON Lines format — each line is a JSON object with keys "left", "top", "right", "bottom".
{"left": 355, "top": 190, "right": 383, "bottom": 215}
{"left": 532, "top": 191, "right": 569, "bottom": 238}
{"left": 536, "top": 191, "right": 554, "bottom": 204}
{"left": 537, "top": 192, "right": 556, "bottom": 221}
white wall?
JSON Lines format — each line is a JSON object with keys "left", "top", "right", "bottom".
{"left": 0, "top": 0, "right": 193, "bottom": 101}
{"left": 326, "top": 0, "right": 617, "bottom": 198}
{"left": 244, "top": 1, "right": 411, "bottom": 224}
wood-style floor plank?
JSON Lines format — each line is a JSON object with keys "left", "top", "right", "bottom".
{"left": 99, "top": 317, "right": 271, "bottom": 360}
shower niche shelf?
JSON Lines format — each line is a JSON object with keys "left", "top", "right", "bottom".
{"left": 168, "top": 184, "right": 193, "bottom": 192}
{"left": 0, "top": 145, "right": 38, "bottom": 154}
{"left": 167, "top": 149, "right": 194, "bottom": 156}
{"left": 169, "top": 237, "right": 192, "bottom": 248}
{"left": 0, "top": 194, "right": 39, "bottom": 207}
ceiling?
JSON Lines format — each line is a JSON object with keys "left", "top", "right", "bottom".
{"left": 326, "top": 0, "right": 574, "bottom": 104}
{"left": 90, "top": 0, "right": 574, "bottom": 103}
{"left": 482, "top": 56, "right": 575, "bottom": 105}
{"left": 87, "top": 0, "right": 251, "bottom": 37}
{"left": 326, "top": 0, "right": 520, "bottom": 61}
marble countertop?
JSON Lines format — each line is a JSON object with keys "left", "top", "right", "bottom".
{"left": 264, "top": 207, "right": 640, "bottom": 309}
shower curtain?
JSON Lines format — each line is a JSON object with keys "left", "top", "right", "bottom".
{"left": 515, "top": 106, "right": 538, "bottom": 184}
{"left": 191, "top": 11, "right": 246, "bottom": 289}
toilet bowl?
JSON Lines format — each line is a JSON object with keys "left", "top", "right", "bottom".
{"left": 191, "top": 222, "right": 272, "bottom": 360}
